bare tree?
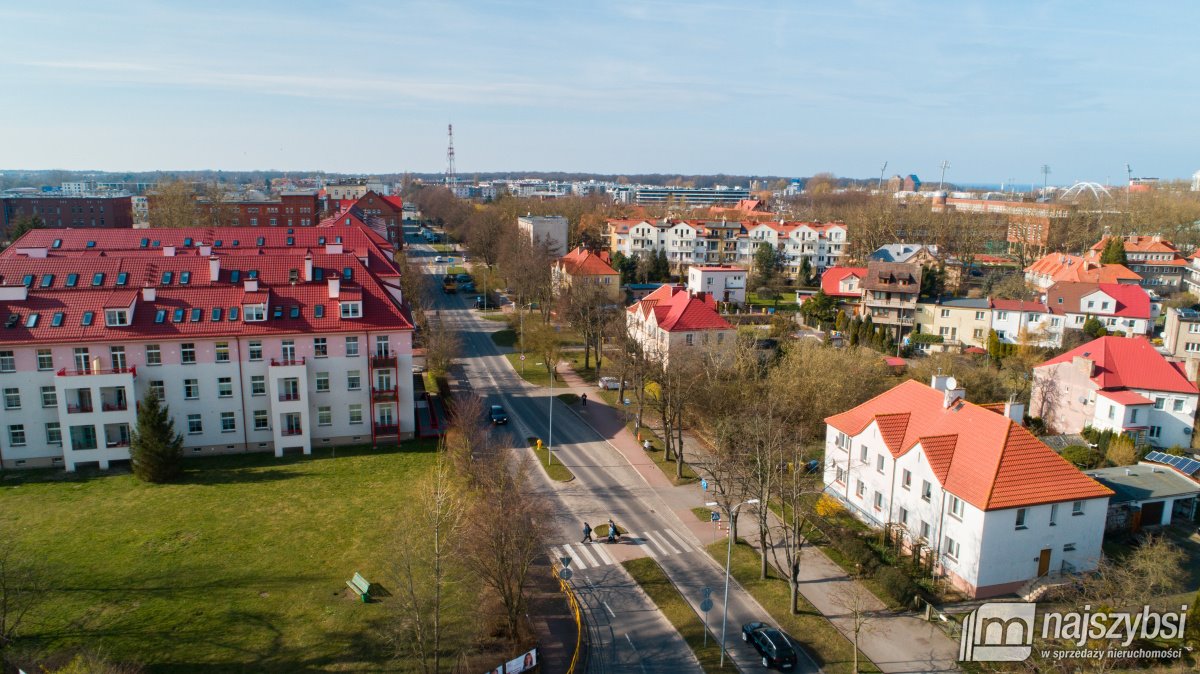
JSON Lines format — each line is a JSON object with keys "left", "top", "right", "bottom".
{"left": 831, "top": 582, "right": 876, "bottom": 674}
{"left": 558, "top": 282, "right": 615, "bottom": 373}
{"left": 199, "top": 182, "right": 238, "bottom": 227}
{"left": 148, "top": 180, "right": 198, "bottom": 228}
{"left": 423, "top": 315, "right": 460, "bottom": 379}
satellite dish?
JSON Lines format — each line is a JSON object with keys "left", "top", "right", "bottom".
{"left": 946, "top": 376, "right": 958, "bottom": 390}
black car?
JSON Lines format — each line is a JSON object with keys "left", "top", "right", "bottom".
{"left": 741, "top": 622, "right": 798, "bottom": 670}
{"left": 489, "top": 404, "right": 509, "bottom": 425}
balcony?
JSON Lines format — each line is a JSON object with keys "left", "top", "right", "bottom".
{"left": 864, "top": 297, "right": 916, "bottom": 308}
{"left": 281, "top": 427, "right": 304, "bottom": 437}
{"left": 278, "top": 392, "right": 302, "bottom": 402}
{"left": 372, "top": 387, "right": 397, "bottom": 402}
{"left": 371, "top": 354, "right": 397, "bottom": 368}
{"left": 67, "top": 403, "right": 94, "bottom": 414}
{"left": 374, "top": 423, "right": 399, "bottom": 436}
{"left": 57, "top": 366, "right": 137, "bottom": 377}
{"left": 105, "top": 438, "right": 131, "bottom": 448}
{"left": 270, "top": 358, "right": 306, "bottom": 367}
{"left": 101, "top": 401, "right": 129, "bottom": 412}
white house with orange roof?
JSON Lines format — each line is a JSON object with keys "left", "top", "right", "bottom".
{"left": 1031, "top": 336, "right": 1199, "bottom": 448}
{"left": 626, "top": 285, "right": 735, "bottom": 364}
{"left": 1084, "top": 235, "right": 1188, "bottom": 292}
{"left": 1024, "top": 253, "right": 1141, "bottom": 290}
{"left": 825, "top": 376, "right": 1112, "bottom": 598}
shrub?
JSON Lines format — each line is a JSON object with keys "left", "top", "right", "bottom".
{"left": 1060, "top": 444, "right": 1104, "bottom": 469}
{"left": 875, "top": 566, "right": 919, "bottom": 607}
{"left": 837, "top": 536, "right": 880, "bottom": 576}
{"left": 814, "top": 494, "right": 845, "bottom": 519}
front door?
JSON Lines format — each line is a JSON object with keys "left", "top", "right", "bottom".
{"left": 1037, "top": 548, "right": 1052, "bottom": 577}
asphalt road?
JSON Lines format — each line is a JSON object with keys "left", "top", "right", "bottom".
{"left": 406, "top": 229, "right": 817, "bottom": 674}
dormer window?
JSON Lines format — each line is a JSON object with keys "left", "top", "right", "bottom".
{"left": 244, "top": 304, "right": 266, "bottom": 322}
{"left": 340, "top": 301, "right": 362, "bottom": 319}
{"left": 92, "top": 273, "right": 104, "bottom": 287}
{"left": 180, "top": 271, "right": 191, "bottom": 285}
{"left": 105, "top": 309, "right": 129, "bottom": 327}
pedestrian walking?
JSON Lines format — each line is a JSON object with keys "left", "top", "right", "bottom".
{"left": 581, "top": 393, "right": 588, "bottom": 407}
{"left": 607, "top": 518, "right": 618, "bottom": 542}
{"left": 582, "top": 522, "right": 592, "bottom": 543}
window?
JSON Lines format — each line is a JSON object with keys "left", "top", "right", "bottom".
{"left": 347, "top": 370, "right": 361, "bottom": 391}
{"left": 316, "top": 372, "right": 329, "bottom": 392}
{"left": 181, "top": 343, "right": 196, "bottom": 364}
{"left": 8, "top": 425, "right": 26, "bottom": 446}
{"left": 46, "top": 422, "right": 61, "bottom": 445}
{"left": 834, "top": 431, "right": 850, "bottom": 450}
{"left": 1130, "top": 409, "right": 1139, "bottom": 423}
{"left": 898, "top": 507, "right": 909, "bottom": 525}
{"left": 940, "top": 309, "right": 950, "bottom": 318}
{"left": 220, "top": 412, "right": 236, "bottom": 432}
{"left": 860, "top": 445, "right": 868, "bottom": 464}
{"left": 0, "top": 351, "right": 13, "bottom": 372}
{"left": 975, "top": 311, "right": 986, "bottom": 321}
{"left": 1050, "top": 503, "right": 1058, "bottom": 526}
{"left": 835, "top": 466, "right": 846, "bottom": 484}
{"left": 180, "top": 271, "right": 191, "bottom": 285}
{"left": 943, "top": 536, "right": 960, "bottom": 561}
{"left": 948, "top": 495, "right": 964, "bottom": 519}
{"left": 251, "top": 375, "right": 266, "bottom": 396}
{"left": 116, "top": 272, "right": 128, "bottom": 286}
{"left": 685, "top": 333, "right": 694, "bottom": 346}
{"left": 104, "top": 309, "right": 129, "bottom": 327}
{"left": 217, "top": 377, "right": 233, "bottom": 398}
{"left": 1107, "top": 404, "right": 1115, "bottom": 420}
{"left": 314, "top": 337, "right": 327, "bottom": 358}
{"left": 873, "top": 491, "right": 883, "bottom": 510}
{"left": 172, "top": 309, "right": 184, "bottom": 323}
{"left": 145, "top": 344, "right": 161, "bottom": 366}
{"left": 149, "top": 380, "right": 165, "bottom": 399}
{"left": 349, "top": 404, "right": 363, "bottom": 424}
{"left": 39, "top": 274, "right": 54, "bottom": 288}
{"left": 919, "top": 520, "right": 931, "bottom": 542}
{"left": 345, "top": 336, "right": 359, "bottom": 357}
{"left": 997, "top": 311, "right": 1008, "bottom": 320}
{"left": 41, "top": 386, "right": 56, "bottom": 407}
{"left": 248, "top": 340, "right": 263, "bottom": 361}
{"left": 973, "top": 328, "right": 985, "bottom": 339}
{"left": 162, "top": 271, "right": 172, "bottom": 285}
{"left": 3, "top": 388, "right": 20, "bottom": 410}
{"left": 1064, "top": 542, "right": 1077, "bottom": 552}
{"left": 314, "top": 304, "right": 325, "bottom": 318}
{"left": 318, "top": 406, "right": 332, "bottom": 426}
{"left": 1154, "top": 397, "right": 1165, "bottom": 410}
{"left": 187, "top": 414, "right": 203, "bottom": 434}
{"left": 212, "top": 307, "right": 223, "bottom": 322}
{"left": 81, "top": 311, "right": 94, "bottom": 326}
{"left": 184, "top": 379, "right": 199, "bottom": 400}
{"left": 921, "top": 480, "right": 932, "bottom": 502}
{"left": 1072, "top": 500, "right": 1084, "bottom": 516}
{"left": 91, "top": 272, "right": 105, "bottom": 286}
{"left": 65, "top": 273, "right": 78, "bottom": 287}
{"left": 855, "top": 479, "right": 866, "bottom": 498}
{"left": 876, "top": 455, "right": 884, "bottom": 474}
{"left": 229, "top": 307, "right": 239, "bottom": 321}
{"left": 254, "top": 410, "right": 269, "bottom": 431}
{"left": 155, "top": 309, "right": 166, "bottom": 324}
{"left": 244, "top": 305, "right": 266, "bottom": 322}
{"left": 1173, "top": 399, "right": 1185, "bottom": 412}
{"left": 340, "top": 302, "right": 362, "bottom": 319}
{"left": 215, "top": 342, "right": 230, "bottom": 363}
{"left": 1015, "top": 508, "right": 1028, "bottom": 529}
{"left": 901, "top": 469, "right": 912, "bottom": 490}
{"left": 1149, "top": 425, "right": 1161, "bottom": 439}
{"left": 37, "top": 349, "right": 52, "bottom": 370}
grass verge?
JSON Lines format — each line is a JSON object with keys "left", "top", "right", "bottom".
{"left": 0, "top": 441, "right": 444, "bottom": 672}
{"left": 490, "top": 328, "right": 517, "bottom": 347}
{"left": 527, "top": 437, "right": 574, "bottom": 482}
{"left": 503, "top": 352, "right": 558, "bottom": 387}
{"left": 564, "top": 351, "right": 601, "bottom": 384}
{"left": 703, "top": 540, "right": 880, "bottom": 674}
{"left": 692, "top": 506, "right": 716, "bottom": 522}
{"left": 622, "top": 558, "right": 723, "bottom": 673}
{"left": 478, "top": 312, "right": 511, "bottom": 323}
{"left": 636, "top": 424, "right": 700, "bottom": 485}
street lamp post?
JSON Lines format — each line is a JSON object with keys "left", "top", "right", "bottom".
{"left": 706, "top": 497, "right": 760, "bottom": 667}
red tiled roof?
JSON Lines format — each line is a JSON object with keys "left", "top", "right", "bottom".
{"left": 692, "top": 265, "right": 747, "bottom": 272}
{"left": 1044, "top": 282, "right": 1151, "bottom": 319}
{"left": 628, "top": 285, "right": 732, "bottom": 332}
{"left": 557, "top": 247, "right": 619, "bottom": 277}
{"left": 1088, "top": 235, "right": 1182, "bottom": 256}
{"left": 821, "top": 266, "right": 868, "bottom": 297}
{"left": 1038, "top": 336, "right": 1197, "bottom": 395}
{"left": 825, "top": 379, "right": 1113, "bottom": 510}
{"left": 989, "top": 299, "right": 1048, "bottom": 312}
{"left": 1096, "top": 389, "right": 1155, "bottom": 406}
{"left": 1025, "top": 253, "right": 1141, "bottom": 284}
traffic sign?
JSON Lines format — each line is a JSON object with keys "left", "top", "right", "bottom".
{"left": 710, "top": 511, "right": 720, "bottom": 522}
{"left": 561, "top": 556, "right": 572, "bottom": 568}
{"left": 702, "top": 586, "right": 712, "bottom": 598}
{"left": 520, "top": 354, "right": 526, "bottom": 361}
{"left": 700, "top": 598, "right": 714, "bottom": 612}
{"left": 560, "top": 568, "right": 573, "bottom": 581}
{"left": 700, "top": 478, "right": 708, "bottom": 491}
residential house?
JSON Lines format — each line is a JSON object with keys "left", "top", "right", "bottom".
{"left": 859, "top": 262, "right": 922, "bottom": 338}
{"left": 626, "top": 285, "right": 735, "bottom": 365}
{"left": 1031, "top": 336, "right": 1199, "bottom": 448}
{"left": 824, "top": 376, "right": 1113, "bottom": 598}
{"left": 989, "top": 299, "right": 1062, "bottom": 347}
{"left": 1024, "top": 253, "right": 1141, "bottom": 290}
{"left": 913, "top": 298, "right": 991, "bottom": 351}
{"left": 1162, "top": 306, "right": 1200, "bottom": 358}
{"left": 686, "top": 265, "right": 747, "bottom": 304}
{"left": 1084, "top": 235, "right": 1187, "bottom": 293}
{"left": 1044, "top": 281, "right": 1153, "bottom": 336}
{"left": 738, "top": 221, "right": 849, "bottom": 278}
{"left": 552, "top": 247, "right": 622, "bottom": 303}
{"left": 820, "top": 267, "right": 868, "bottom": 309}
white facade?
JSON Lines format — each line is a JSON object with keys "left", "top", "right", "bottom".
{"left": 686, "top": 267, "right": 747, "bottom": 304}
{"left": 990, "top": 307, "right": 1063, "bottom": 346}
{"left": 518, "top": 215, "right": 569, "bottom": 256}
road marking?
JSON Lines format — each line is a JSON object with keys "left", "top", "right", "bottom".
{"left": 664, "top": 528, "right": 693, "bottom": 551}
{"left": 550, "top": 547, "right": 568, "bottom": 568}
{"left": 591, "top": 543, "right": 615, "bottom": 566}
{"left": 643, "top": 531, "right": 678, "bottom": 555}
{"left": 604, "top": 601, "right": 616, "bottom": 618}
{"left": 572, "top": 542, "right": 601, "bottom": 568}
{"left": 636, "top": 533, "right": 658, "bottom": 557}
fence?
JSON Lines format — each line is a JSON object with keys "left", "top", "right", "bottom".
{"left": 553, "top": 563, "right": 583, "bottom": 674}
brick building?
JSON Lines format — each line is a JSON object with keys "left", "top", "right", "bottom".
{"left": 2, "top": 194, "right": 134, "bottom": 236}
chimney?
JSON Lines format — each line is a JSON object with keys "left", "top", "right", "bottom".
{"left": 141, "top": 287, "right": 156, "bottom": 302}
{"left": 328, "top": 277, "right": 340, "bottom": 299}
{"left": 244, "top": 278, "right": 258, "bottom": 292}
{"left": 325, "top": 243, "right": 343, "bottom": 254}
{"left": 1186, "top": 358, "right": 1200, "bottom": 384}
{"left": 1004, "top": 398, "right": 1026, "bottom": 424}
{"left": 163, "top": 246, "right": 176, "bottom": 257}
{"left": 209, "top": 256, "right": 221, "bottom": 282}
{"left": 1073, "top": 356, "right": 1095, "bottom": 377}
{"left": 304, "top": 253, "right": 314, "bottom": 282}
{"left": 930, "top": 374, "right": 952, "bottom": 391}
{"left": 199, "top": 244, "right": 212, "bottom": 256}
{"left": 943, "top": 387, "right": 966, "bottom": 409}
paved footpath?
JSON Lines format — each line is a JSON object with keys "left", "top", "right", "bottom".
{"left": 555, "top": 364, "right": 961, "bottom": 673}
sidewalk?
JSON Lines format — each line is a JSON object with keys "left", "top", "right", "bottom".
{"left": 554, "top": 362, "right": 961, "bottom": 673}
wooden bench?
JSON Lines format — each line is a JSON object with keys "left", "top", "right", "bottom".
{"left": 346, "top": 572, "right": 371, "bottom": 603}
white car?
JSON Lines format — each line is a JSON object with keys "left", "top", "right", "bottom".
{"left": 598, "top": 377, "right": 621, "bottom": 390}
{"left": 434, "top": 256, "right": 446, "bottom": 263}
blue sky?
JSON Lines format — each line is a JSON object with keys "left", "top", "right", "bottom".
{"left": 1, "top": 1, "right": 1197, "bottom": 184}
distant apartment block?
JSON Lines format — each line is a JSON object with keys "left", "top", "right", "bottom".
{"left": 1084, "top": 235, "right": 1187, "bottom": 292}
{"left": 633, "top": 187, "right": 751, "bottom": 207}
{"left": 518, "top": 215, "right": 569, "bottom": 256}
{"left": 195, "top": 191, "right": 321, "bottom": 228}
{"left": 1, "top": 194, "right": 134, "bottom": 236}
{"left": 932, "top": 194, "right": 1074, "bottom": 254}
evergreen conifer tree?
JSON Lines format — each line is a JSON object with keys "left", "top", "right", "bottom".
{"left": 130, "top": 390, "right": 184, "bottom": 483}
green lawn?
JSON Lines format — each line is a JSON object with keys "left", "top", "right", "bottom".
{"left": 0, "top": 442, "right": 442, "bottom": 672}
{"left": 527, "top": 439, "right": 574, "bottom": 482}
{"left": 478, "top": 312, "right": 511, "bottom": 323}
{"left": 430, "top": 243, "right": 454, "bottom": 253}
{"left": 704, "top": 540, "right": 879, "bottom": 674}
{"left": 692, "top": 506, "right": 717, "bottom": 522}
{"left": 564, "top": 350, "right": 602, "bottom": 384}
{"left": 622, "top": 558, "right": 723, "bottom": 673}
{"left": 503, "top": 352, "right": 559, "bottom": 388}
{"left": 490, "top": 328, "right": 517, "bottom": 347}
{"left": 635, "top": 423, "right": 701, "bottom": 485}
{"left": 746, "top": 292, "right": 799, "bottom": 312}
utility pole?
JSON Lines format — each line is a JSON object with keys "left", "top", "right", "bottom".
{"left": 877, "top": 161, "right": 888, "bottom": 193}
{"left": 1040, "top": 164, "right": 1051, "bottom": 200}
{"left": 938, "top": 160, "right": 951, "bottom": 191}
{"left": 1125, "top": 163, "right": 1133, "bottom": 223}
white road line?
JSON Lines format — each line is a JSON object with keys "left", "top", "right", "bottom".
{"left": 637, "top": 533, "right": 658, "bottom": 558}
{"left": 572, "top": 542, "right": 601, "bottom": 568}
{"left": 664, "top": 528, "right": 693, "bottom": 551}
{"left": 605, "top": 601, "right": 617, "bottom": 618}
{"left": 590, "top": 543, "right": 615, "bottom": 566}
{"left": 644, "top": 531, "right": 678, "bottom": 555}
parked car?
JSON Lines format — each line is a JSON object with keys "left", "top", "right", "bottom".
{"left": 456, "top": 273, "right": 472, "bottom": 283}
{"left": 489, "top": 404, "right": 509, "bottom": 425}
{"left": 598, "top": 377, "right": 621, "bottom": 390}
{"left": 434, "top": 256, "right": 446, "bottom": 263}
{"left": 741, "top": 622, "right": 798, "bottom": 670}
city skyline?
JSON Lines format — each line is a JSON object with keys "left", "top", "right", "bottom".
{"left": 1, "top": 1, "right": 1197, "bottom": 184}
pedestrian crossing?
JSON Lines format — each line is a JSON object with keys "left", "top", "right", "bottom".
{"left": 551, "top": 529, "right": 700, "bottom": 570}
